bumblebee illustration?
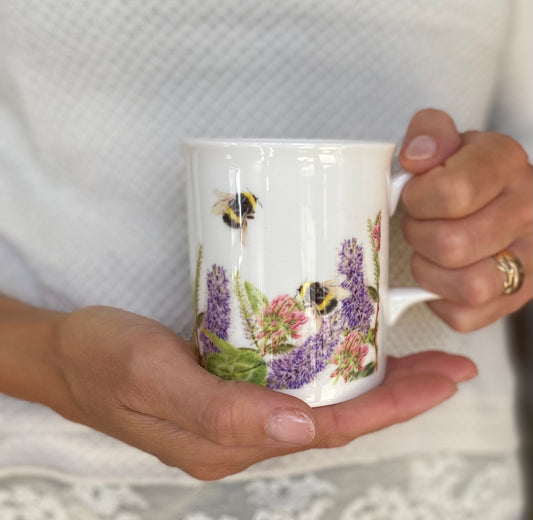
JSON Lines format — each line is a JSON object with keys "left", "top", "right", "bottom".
{"left": 212, "top": 190, "right": 260, "bottom": 245}
{"left": 298, "top": 279, "right": 350, "bottom": 325}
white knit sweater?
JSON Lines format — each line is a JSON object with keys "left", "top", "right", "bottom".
{"left": 0, "top": 0, "right": 531, "bottom": 484}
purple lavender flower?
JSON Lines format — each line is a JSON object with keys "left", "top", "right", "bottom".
{"left": 267, "top": 316, "right": 342, "bottom": 389}
{"left": 337, "top": 238, "right": 374, "bottom": 334}
{"left": 200, "top": 264, "right": 231, "bottom": 356}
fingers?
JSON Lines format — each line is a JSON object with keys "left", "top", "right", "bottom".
{"left": 313, "top": 351, "right": 476, "bottom": 449}
{"left": 409, "top": 237, "right": 533, "bottom": 307}
{"left": 384, "top": 350, "right": 478, "bottom": 384}
{"left": 397, "top": 109, "right": 532, "bottom": 331}
{"left": 404, "top": 193, "right": 532, "bottom": 332}
{"left": 425, "top": 287, "right": 532, "bottom": 332}
{"left": 422, "top": 237, "right": 532, "bottom": 331}
{"left": 401, "top": 131, "right": 530, "bottom": 220}
{"left": 402, "top": 180, "right": 533, "bottom": 268}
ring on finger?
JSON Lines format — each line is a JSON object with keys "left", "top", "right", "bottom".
{"left": 493, "top": 249, "right": 524, "bottom": 296}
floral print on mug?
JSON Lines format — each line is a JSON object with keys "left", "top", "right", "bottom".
{"left": 193, "top": 211, "right": 383, "bottom": 390}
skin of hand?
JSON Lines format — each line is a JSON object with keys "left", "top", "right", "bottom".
{"left": 399, "top": 109, "right": 533, "bottom": 331}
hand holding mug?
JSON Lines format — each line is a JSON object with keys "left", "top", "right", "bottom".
{"left": 399, "top": 109, "right": 532, "bottom": 330}
{"left": 54, "top": 305, "right": 474, "bottom": 481}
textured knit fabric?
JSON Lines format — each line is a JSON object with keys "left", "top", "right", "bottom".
{"left": 0, "top": 0, "right": 531, "bottom": 500}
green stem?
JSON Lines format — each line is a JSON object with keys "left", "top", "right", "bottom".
{"left": 234, "top": 271, "right": 260, "bottom": 350}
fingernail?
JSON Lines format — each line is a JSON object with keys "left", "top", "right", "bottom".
{"left": 266, "top": 409, "right": 316, "bottom": 445}
{"left": 405, "top": 135, "right": 437, "bottom": 160}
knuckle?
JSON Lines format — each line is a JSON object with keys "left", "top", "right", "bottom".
{"left": 494, "top": 133, "right": 528, "bottom": 164}
{"left": 432, "top": 227, "right": 468, "bottom": 268}
{"left": 413, "top": 107, "right": 454, "bottom": 126}
{"left": 457, "top": 271, "right": 493, "bottom": 306}
{"left": 321, "top": 408, "right": 353, "bottom": 449}
{"left": 202, "top": 393, "right": 242, "bottom": 447}
{"left": 434, "top": 169, "right": 475, "bottom": 217}
{"left": 481, "top": 132, "right": 529, "bottom": 172}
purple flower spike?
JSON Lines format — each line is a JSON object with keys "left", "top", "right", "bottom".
{"left": 337, "top": 238, "right": 374, "bottom": 334}
{"left": 267, "top": 316, "right": 342, "bottom": 390}
{"left": 200, "top": 264, "right": 231, "bottom": 356}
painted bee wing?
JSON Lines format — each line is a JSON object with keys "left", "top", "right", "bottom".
{"left": 333, "top": 286, "right": 351, "bottom": 300}
{"left": 322, "top": 277, "right": 350, "bottom": 300}
{"left": 211, "top": 190, "right": 233, "bottom": 215}
{"left": 322, "top": 275, "right": 346, "bottom": 287}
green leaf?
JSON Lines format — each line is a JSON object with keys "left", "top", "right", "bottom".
{"left": 367, "top": 217, "right": 373, "bottom": 235}
{"left": 365, "top": 328, "right": 376, "bottom": 346}
{"left": 367, "top": 285, "right": 379, "bottom": 302}
{"left": 196, "top": 311, "right": 205, "bottom": 329}
{"left": 245, "top": 281, "right": 269, "bottom": 315}
{"left": 234, "top": 272, "right": 260, "bottom": 347}
{"left": 201, "top": 329, "right": 267, "bottom": 385}
{"left": 372, "top": 251, "right": 380, "bottom": 287}
{"left": 202, "top": 328, "right": 242, "bottom": 354}
{"left": 265, "top": 343, "right": 294, "bottom": 355}
{"left": 361, "top": 361, "right": 376, "bottom": 377}
{"left": 342, "top": 361, "right": 377, "bottom": 383}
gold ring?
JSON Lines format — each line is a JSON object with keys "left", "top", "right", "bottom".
{"left": 493, "top": 249, "right": 524, "bottom": 295}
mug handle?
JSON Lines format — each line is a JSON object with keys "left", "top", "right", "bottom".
{"left": 387, "top": 169, "right": 440, "bottom": 326}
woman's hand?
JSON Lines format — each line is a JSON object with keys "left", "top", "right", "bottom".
{"left": 53, "top": 305, "right": 475, "bottom": 480}
{"left": 399, "top": 109, "right": 533, "bottom": 331}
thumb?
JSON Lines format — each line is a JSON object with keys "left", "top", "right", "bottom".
{"left": 152, "top": 346, "right": 317, "bottom": 448}
{"left": 193, "top": 376, "right": 317, "bottom": 448}
{"left": 399, "top": 108, "right": 462, "bottom": 174}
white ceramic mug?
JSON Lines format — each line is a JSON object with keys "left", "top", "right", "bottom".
{"left": 183, "top": 139, "right": 437, "bottom": 407}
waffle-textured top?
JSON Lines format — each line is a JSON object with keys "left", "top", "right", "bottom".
{"left": 0, "top": 0, "right": 531, "bottom": 482}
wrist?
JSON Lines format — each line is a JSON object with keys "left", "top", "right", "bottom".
{"left": 0, "top": 295, "right": 74, "bottom": 417}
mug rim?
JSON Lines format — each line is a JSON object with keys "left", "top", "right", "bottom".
{"left": 182, "top": 137, "right": 396, "bottom": 149}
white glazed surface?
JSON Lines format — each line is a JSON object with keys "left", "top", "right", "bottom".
{"left": 185, "top": 140, "right": 398, "bottom": 406}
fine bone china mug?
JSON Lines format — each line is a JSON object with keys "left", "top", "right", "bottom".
{"left": 183, "top": 139, "right": 437, "bottom": 407}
